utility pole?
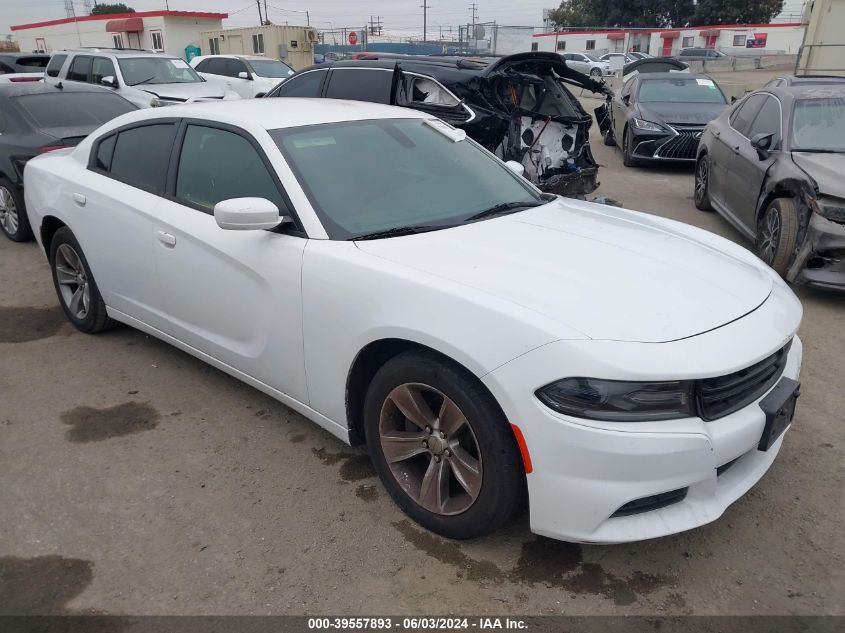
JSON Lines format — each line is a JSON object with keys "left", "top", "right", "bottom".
{"left": 420, "top": 2, "right": 431, "bottom": 42}
{"left": 256, "top": 0, "right": 263, "bottom": 26}
{"left": 469, "top": 3, "right": 478, "bottom": 50}
{"left": 306, "top": 11, "right": 310, "bottom": 26}
{"left": 264, "top": 0, "right": 268, "bottom": 24}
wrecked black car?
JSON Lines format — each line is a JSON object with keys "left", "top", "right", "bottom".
{"left": 695, "top": 84, "right": 845, "bottom": 290}
{"left": 263, "top": 52, "right": 611, "bottom": 197}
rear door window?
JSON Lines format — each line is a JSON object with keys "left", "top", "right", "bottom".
{"left": 109, "top": 123, "right": 176, "bottom": 194}
{"left": 325, "top": 68, "right": 393, "bottom": 103}
{"left": 274, "top": 69, "right": 326, "bottom": 97}
{"left": 46, "top": 54, "right": 67, "bottom": 78}
{"left": 67, "top": 55, "right": 92, "bottom": 82}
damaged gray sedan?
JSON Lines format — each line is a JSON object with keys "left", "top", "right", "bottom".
{"left": 695, "top": 85, "right": 845, "bottom": 290}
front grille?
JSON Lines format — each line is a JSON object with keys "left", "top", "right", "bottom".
{"left": 654, "top": 128, "right": 702, "bottom": 160}
{"left": 611, "top": 487, "right": 688, "bottom": 517}
{"left": 698, "top": 341, "right": 792, "bottom": 421}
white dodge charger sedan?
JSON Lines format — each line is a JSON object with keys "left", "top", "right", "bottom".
{"left": 24, "top": 99, "right": 803, "bottom": 543}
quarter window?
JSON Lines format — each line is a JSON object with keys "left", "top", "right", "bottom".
{"left": 325, "top": 69, "right": 392, "bottom": 103}
{"left": 109, "top": 124, "right": 176, "bottom": 194}
{"left": 67, "top": 55, "right": 92, "bottom": 82}
{"left": 94, "top": 135, "right": 117, "bottom": 171}
{"left": 175, "top": 125, "right": 286, "bottom": 213}
{"left": 275, "top": 69, "right": 326, "bottom": 97}
{"left": 45, "top": 54, "right": 67, "bottom": 78}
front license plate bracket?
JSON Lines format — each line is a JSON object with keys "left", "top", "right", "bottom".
{"left": 757, "top": 377, "right": 800, "bottom": 451}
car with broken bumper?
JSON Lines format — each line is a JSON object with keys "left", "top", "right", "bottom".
{"left": 25, "top": 99, "right": 802, "bottom": 543}
{"left": 695, "top": 85, "right": 845, "bottom": 290}
{"left": 264, "top": 52, "right": 610, "bottom": 198}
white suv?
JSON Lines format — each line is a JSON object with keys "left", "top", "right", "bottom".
{"left": 190, "top": 55, "right": 295, "bottom": 98}
{"left": 44, "top": 49, "right": 239, "bottom": 108}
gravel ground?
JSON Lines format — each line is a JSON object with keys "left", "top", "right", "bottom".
{"left": 1, "top": 68, "right": 843, "bottom": 617}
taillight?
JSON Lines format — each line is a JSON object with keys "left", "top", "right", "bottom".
{"left": 38, "top": 145, "right": 66, "bottom": 154}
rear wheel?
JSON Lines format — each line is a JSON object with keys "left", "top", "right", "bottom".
{"left": 0, "top": 178, "right": 32, "bottom": 242}
{"left": 694, "top": 153, "right": 713, "bottom": 211}
{"left": 49, "top": 227, "right": 115, "bottom": 333}
{"left": 364, "top": 351, "right": 524, "bottom": 539}
{"left": 755, "top": 198, "right": 799, "bottom": 276}
{"left": 603, "top": 127, "right": 616, "bottom": 147}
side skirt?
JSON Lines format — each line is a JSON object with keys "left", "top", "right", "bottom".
{"left": 106, "top": 307, "right": 352, "bottom": 445}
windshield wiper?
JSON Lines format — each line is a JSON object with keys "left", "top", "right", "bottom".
{"left": 350, "top": 224, "right": 454, "bottom": 241}
{"left": 464, "top": 200, "right": 545, "bottom": 222}
{"left": 130, "top": 75, "right": 157, "bottom": 86}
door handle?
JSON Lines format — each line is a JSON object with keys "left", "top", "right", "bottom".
{"left": 714, "top": 131, "right": 721, "bottom": 138}
{"left": 72, "top": 193, "right": 86, "bottom": 207}
{"left": 157, "top": 230, "right": 176, "bottom": 247}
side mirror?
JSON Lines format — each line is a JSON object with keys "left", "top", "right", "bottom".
{"left": 505, "top": 160, "right": 526, "bottom": 177}
{"left": 750, "top": 132, "right": 775, "bottom": 159}
{"left": 238, "top": 71, "right": 250, "bottom": 80}
{"left": 101, "top": 75, "right": 117, "bottom": 88}
{"left": 730, "top": 95, "right": 737, "bottom": 104}
{"left": 214, "top": 197, "right": 285, "bottom": 230}
{"left": 621, "top": 94, "right": 631, "bottom": 106}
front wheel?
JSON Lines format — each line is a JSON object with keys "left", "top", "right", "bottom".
{"left": 50, "top": 227, "right": 115, "bottom": 333}
{"left": 364, "top": 351, "right": 524, "bottom": 539}
{"left": 622, "top": 126, "right": 639, "bottom": 167}
{"left": 755, "top": 198, "right": 799, "bottom": 276}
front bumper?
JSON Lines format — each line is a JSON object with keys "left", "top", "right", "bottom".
{"left": 791, "top": 213, "right": 845, "bottom": 291}
{"left": 482, "top": 283, "right": 802, "bottom": 543}
{"left": 629, "top": 126, "right": 704, "bottom": 162}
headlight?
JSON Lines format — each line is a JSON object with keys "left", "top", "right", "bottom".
{"left": 811, "top": 196, "right": 845, "bottom": 224}
{"left": 536, "top": 378, "right": 695, "bottom": 421}
{"left": 631, "top": 118, "right": 667, "bottom": 133}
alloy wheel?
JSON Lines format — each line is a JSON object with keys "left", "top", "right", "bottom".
{"left": 758, "top": 206, "right": 781, "bottom": 265}
{"left": 54, "top": 243, "right": 91, "bottom": 320}
{"left": 695, "top": 159, "right": 708, "bottom": 204}
{"left": 590, "top": 68, "right": 602, "bottom": 78}
{"left": 0, "top": 186, "right": 19, "bottom": 236}
{"left": 378, "top": 383, "right": 483, "bottom": 516}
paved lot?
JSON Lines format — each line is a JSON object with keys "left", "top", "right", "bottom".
{"left": 1, "top": 69, "right": 843, "bottom": 616}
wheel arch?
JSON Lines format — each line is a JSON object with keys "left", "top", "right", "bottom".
{"left": 344, "top": 337, "right": 509, "bottom": 449}
{"left": 40, "top": 215, "right": 67, "bottom": 259}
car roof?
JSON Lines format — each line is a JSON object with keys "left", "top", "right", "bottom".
{"left": 0, "top": 81, "right": 116, "bottom": 98}
{"left": 111, "top": 97, "right": 432, "bottom": 130}
{"left": 637, "top": 72, "right": 712, "bottom": 79}
{"left": 1, "top": 52, "right": 51, "bottom": 59}
{"left": 762, "top": 84, "right": 845, "bottom": 99}
{"left": 60, "top": 49, "right": 175, "bottom": 58}
{"left": 194, "top": 54, "right": 273, "bottom": 61}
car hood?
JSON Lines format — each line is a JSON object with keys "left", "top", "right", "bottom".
{"left": 791, "top": 152, "right": 845, "bottom": 197}
{"left": 355, "top": 200, "right": 773, "bottom": 343}
{"left": 140, "top": 81, "right": 227, "bottom": 100}
{"left": 637, "top": 101, "right": 727, "bottom": 126}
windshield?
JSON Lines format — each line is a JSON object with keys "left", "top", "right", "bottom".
{"left": 249, "top": 59, "right": 295, "bottom": 78}
{"left": 13, "top": 91, "right": 136, "bottom": 128}
{"left": 638, "top": 78, "right": 726, "bottom": 103}
{"left": 581, "top": 53, "right": 600, "bottom": 62}
{"left": 118, "top": 57, "right": 202, "bottom": 86}
{"left": 791, "top": 97, "right": 845, "bottom": 152}
{"left": 271, "top": 118, "right": 542, "bottom": 240}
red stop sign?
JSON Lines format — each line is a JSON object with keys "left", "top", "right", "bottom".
{"left": 348, "top": 31, "right": 358, "bottom": 45}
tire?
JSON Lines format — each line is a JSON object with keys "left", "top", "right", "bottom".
{"left": 755, "top": 198, "right": 799, "bottom": 276}
{"left": 694, "top": 153, "right": 714, "bottom": 211}
{"left": 622, "top": 126, "right": 639, "bottom": 167}
{"left": 363, "top": 350, "right": 524, "bottom": 539}
{"left": 49, "top": 227, "right": 115, "bottom": 334}
{"left": 590, "top": 68, "right": 602, "bottom": 78}
{"left": 603, "top": 127, "right": 616, "bottom": 147}
{"left": 0, "top": 178, "right": 33, "bottom": 242}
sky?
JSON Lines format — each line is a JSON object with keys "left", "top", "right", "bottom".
{"left": 1, "top": 0, "right": 809, "bottom": 39}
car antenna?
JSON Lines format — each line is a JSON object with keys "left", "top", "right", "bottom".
{"left": 56, "top": 81, "right": 63, "bottom": 89}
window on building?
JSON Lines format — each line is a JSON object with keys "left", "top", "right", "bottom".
{"left": 556, "top": 41, "right": 566, "bottom": 51}
{"left": 252, "top": 33, "right": 265, "bottom": 55}
{"left": 208, "top": 37, "right": 220, "bottom": 55}
{"left": 150, "top": 30, "right": 164, "bottom": 51}
{"left": 733, "top": 34, "right": 747, "bottom": 46}
{"left": 585, "top": 40, "right": 596, "bottom": 50}
{"left": 112, "top": 34, "right": 124, "bottom": 50}
{"left": 530, "top": 42, "right": 538, "bottom": 52}
{"left": 682, "top": 36, "right": 694, "bottom": 48}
